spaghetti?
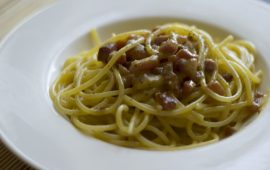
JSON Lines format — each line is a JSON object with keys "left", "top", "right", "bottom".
{"left": 50, "top": 23, "right": 267, "bottom": 150}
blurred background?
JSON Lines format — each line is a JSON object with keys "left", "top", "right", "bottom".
{"left": 0, "top": 0, "right": 269, "bottom": 169}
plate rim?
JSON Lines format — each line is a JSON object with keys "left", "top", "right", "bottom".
{"left": 0, "top": 0, "right": 270, "bottom": 169}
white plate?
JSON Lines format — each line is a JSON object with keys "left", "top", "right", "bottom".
{"left": 1, "top": 0, "right": 270, "bottom": 169}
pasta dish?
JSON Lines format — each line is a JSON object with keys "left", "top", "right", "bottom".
{"left": 50, "top": 23, "right": 267, "bottom": 150}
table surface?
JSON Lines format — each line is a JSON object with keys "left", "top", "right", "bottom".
{"left": 0, "top": 0, "right": 269, "bottom": 169}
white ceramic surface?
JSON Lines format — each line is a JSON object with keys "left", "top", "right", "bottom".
{"left": 0, "top": 0, "right": 270, "bottom": 169}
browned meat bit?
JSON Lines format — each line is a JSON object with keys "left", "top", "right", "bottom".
{"left": 159, "top": 40, "right": 178, "bottom": 55}
{"left": 204, "top": 59, "right": 217, "bottom": 73}
{"left": 155, "top": 92, "right": 177, "bottom": 110}
{"left": 254, "top": 91, "right": 264, "bottom": 99}
{"left": 154, "top": 35, "right": 170, "bottom": 45}
{"left": 162, "top": 62, "right": 174, "bottom": 76}
{"left": 247, "top": 104, "right": 259, "bottom": 114}
{"left": 118, "top": 65, "right": 133, "bottom": 88}
{"left": 223, "top": 126, "right": 236, "bottom": 138}
{"left": 126, "top": 44, "right": 148, "bottom": 60}
{"left": 97, "top": 43, "right": 118, "bottom": 63}
{"left": 174, "top": 58, "right": 187, "bottom": 72}
{"left": 247, "top": 91, "right": 265, "bottom": 113}
{"left": 193, "top": 71, "right": 204, "bottom": 83}
{"left": 174, "top": 58, "right": 198, "bottom": 78}
{"left": 176, "top": 48, "right": 197, "bottom": 59}
{"left": 182, "top": 80, "right": 197, "bottom": 96}
{"left": 129, "top": 55, "right": 159, "bottom": 73}
{"left": 187, "top": 35, "right": 195, "bottom": 41}
{"left": 187, "top": 59, "right": 198, "bottom": 77}
{"left": 159, "top": 54, "right": 177, "bottom": 64}
{"left": 253, "top": 91, "right": 264, "bottom": 110}
{"left": 168, "top": 55, "right": 177, "bottom": 62}
{"left": 116, "top": 54, "right": 127, "bottom": 64}
{"left": 123, "top": 74, "right": 135, "bottom": 88}
{"left": 222, "top": 73, "right": 233, "bottom": 82}
{"left": 127, "top": 34, "right": 140, "bottom": 40}
{"left": 116, "top": 40, "right": 127, "bottom": 50}
{"left": 177, "top": 35, "right": 187, "bottom": 44}
{"left": 207, "top": 80, "right": 225, "bottom": 95}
